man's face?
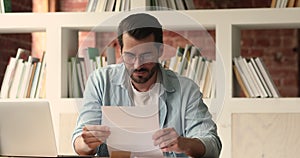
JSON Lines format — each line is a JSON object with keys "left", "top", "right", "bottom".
{"left": 122, "top": 33, "right": 160, "bottom": 84}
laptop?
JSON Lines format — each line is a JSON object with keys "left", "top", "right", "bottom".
{"left": 0, "top": 100, "right": 58, "bottom": 157}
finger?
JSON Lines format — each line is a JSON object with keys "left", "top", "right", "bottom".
{"left": 82, "top": 136, "right": 102, "bottom": 144}
{"left": 154, "top": 134, "right": 176, "bottom": 147}
{"left": 82, "top": 135, "right": 108, "bottom": 144}
{"left": 153, "top": 128, "right": 178, "bottom": 146}
{"left": 158, "top": 136, "right": 178, "bottom": 149}
{"left": 162, "top": 142, "right": 185, "bottom": 154}
{"left": 85, "top": 130, "right": 111, "bottom": 137}
{"left": 152, "top": 128, "right": 171, "bottom": 140}
{"left": 160, "top": 144, "right": 173, "bottom": 152}
{"left": 84, "top": 139, "right": 103, "bottom": 149}
{"left": 82, "top": 130, "right": 111, "bottom": 141}
{"left": 84, "top": 125, "right": 110, "bottom": 132}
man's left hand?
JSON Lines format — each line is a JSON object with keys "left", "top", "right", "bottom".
{"left": 152, "top": 127, "right": 183, "bottom": 153}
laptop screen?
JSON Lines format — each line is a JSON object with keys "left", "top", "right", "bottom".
{"left": 0, "top": 101, "right": 58, "bottom": 157}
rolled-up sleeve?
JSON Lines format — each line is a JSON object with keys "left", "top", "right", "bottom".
{"left": 183, "top": 85, "right": 222, "bottom": 158}
{"left": 71, "top": 72, "right": 103, "bottom": 152}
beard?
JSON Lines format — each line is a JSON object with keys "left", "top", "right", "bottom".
{"left": 130, "top": 63, "right": 159, "bottom": 84}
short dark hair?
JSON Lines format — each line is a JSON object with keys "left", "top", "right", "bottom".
{"left": 117, "top": 13, "right": 163, "bottom": 52}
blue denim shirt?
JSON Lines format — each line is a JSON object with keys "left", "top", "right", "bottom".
{"left": 72, "top": 63, "right": 221, "bottom": 157}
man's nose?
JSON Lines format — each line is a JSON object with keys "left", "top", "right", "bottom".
{"left": 133, "top": 56, "right": 142, "bottom": 68}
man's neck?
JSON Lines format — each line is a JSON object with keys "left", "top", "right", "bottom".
{"left": 131, "top": 71, "right": 158, "bottom": 92}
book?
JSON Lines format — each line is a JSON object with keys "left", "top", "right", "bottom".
{"left": 29, "top": 62, "right": 41, "bottom": 98}
{"left": 86, "top": 0, "right": 96, "bottom": 12}
{"left": 95, "top": 56, "right": 102, "bottom": 69}
{"left": 35, "top": 51, "right": 46, "bottom": 98}
{"left": 96, "top": 0, "right": 107, "bottom": 12}
{"left": 275, "top": 0, "right": 282, "bottom": 7}
{"left": 106, "top": 46, "right": 116, "bottom": 65}
{"left": 187, "top": 56, "right": 199, "bottom": 80}
{"left": 237, "top": 56, "right": 259, "bottom": 97}
{"left": 247, "top": 59, "right": 268, "bottom": 97}
{"left": 175, "top": 0, "right": 185, "bottom": 10}
{"left": 199, "top": 60, "right": 209, "bottom": 93}
{"left": 102, "top": 56, "right": 107, "bottom": 67}
{"left": 76, "top": 58, "right": 85, "bottom": 94}
{"left": 185, "top": 45, "right": 199, "bottom": 77}
{"left": 183, "top": 0, "right": 195, "bottom": 9}
{"left": 123, "top": 0, "right": 130, "bottom": 11}
{"left": 233, "top": 64, "right": 250, "bottom": 97}
{"left": 168, "top": 46, "right": 184, "bottom": 71}
{"left": 288, "top": 0, "right": 296, "bottom": 7}
{"left": 114, "top": 0, "right": 122, "bottom": 11}
{"left": 167, "top": 0, "right": 177, "bottom": 10}
{"left": 254, "top": 57, "right": 280, "bottom": 97}
{"left": 81, "top": 47, "right": 99, "bottom": 78}
{"left": 8, "top": 59, "right": 24, "bottom": 98}
{"left": 271, "top": 0, "right": 277, "bottom": 7}
{"left": 233, "top": 57, "right": 255, "bottom": 97}
{"left": 17, "top": 57, "right": 33, "bottom": 98}
{"left": 70, "top": 57, "right": 82, "bottom": 98}
{"left": 105, "top": 0, "right": 115, "bottom": 11}
{"left": 176, "top": 44, "right": 191, "bottom": 75}
{"left": 79, "top": 57, "right": 88, "bottom": 84}
{"left": 250, "top": 58, "right": 272, "bottom": 97}
{"left": 282, "top": 0, "right": 288, "bottom": 7}
{"left": 203, "top": 61, "right": 214, "bottom": 98}
{"left": 22, "top": 56, "right": 39, "bottom": 98}
{"left": 38, "top": 64, "right": 47, "bottom": 98}
{"left": 26, "top": 62, "right": 38, "bottom": 98}
{"left": 67, "top": 59, "right": 73, "bottom": 98}
{"left": 0, "top": 57, "right": 16, "bottom": 98}
{"left": 194, "top": 56, "right": 205, "bottom": 87}
{"left": 159, "top": 0, "right": 168, "bottom": 10}
{"left": 296, "top": 0, "right": 300, "bottom": 7}
{"left": 130, "top": 0, "right": 147, "bottom": 10}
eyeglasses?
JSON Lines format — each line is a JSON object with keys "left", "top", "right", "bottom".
{"left": 122, "top": 52, "right": 156, "bottom": 64}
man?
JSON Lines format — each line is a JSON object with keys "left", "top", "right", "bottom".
{"left": 72, "top": 13, "right": 222, "bottom": 158}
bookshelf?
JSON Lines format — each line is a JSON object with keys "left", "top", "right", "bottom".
{"left": 0, "top": 8, "right": 300, "bottom": 157}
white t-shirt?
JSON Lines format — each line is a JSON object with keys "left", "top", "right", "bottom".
{"left": 131, "top": 82, "right": 161, "bottom": 107}
{"left": 130, "top": 72, "right": 162, "bottom": 107}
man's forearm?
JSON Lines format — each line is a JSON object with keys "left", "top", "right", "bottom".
{"left": 178, "top": 137, "right": 206, "bottom": 157}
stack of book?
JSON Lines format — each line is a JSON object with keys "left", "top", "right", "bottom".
{"left": 162, "top": 44, "right": 215, "bottom": 98}
{"left": 68, "top": 46, "right": 116, "bottom": 98}
{"left": 86, "top": 0, "right": 195, "bottom": 12}
{"left": 233, "top": 56, "right": 280, "bottom": 98}
{"left": 270, "top": 0, "right": 300, "bottom": 8}
{"left": 0, "top": 48, "right": 46, "bottom": 99}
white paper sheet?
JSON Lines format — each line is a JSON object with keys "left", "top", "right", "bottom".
{"left": 101, "top": 106, "right": 163, "bottom": 157}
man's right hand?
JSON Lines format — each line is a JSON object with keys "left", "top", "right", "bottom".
{"left": 74, "top": 125, "right": 111, "bottom": 155}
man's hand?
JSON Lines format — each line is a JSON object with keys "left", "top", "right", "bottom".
{"left": 152, "top": 127, "right": 183, "bottom": 153}
{"left": 82, "top": 125, "right": 111, "bottom": 149}
{"left": 74, "top": 125, "right": 111, "bottom": 155}
{"left": 152, "top": 128, "right": 206, "bottom": 157}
